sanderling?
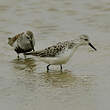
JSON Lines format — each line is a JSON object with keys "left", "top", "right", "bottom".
{"left": 25, "top": 34, "right": 97, "bottom": 72}
{"left": 8, "top": 31, "right": 35, "bottom": 59}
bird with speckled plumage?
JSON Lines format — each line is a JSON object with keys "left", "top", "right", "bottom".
{"left": 25, "top": 34, "right": 97, "bottom": 72}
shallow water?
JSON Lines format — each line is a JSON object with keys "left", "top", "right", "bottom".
{"left": 0, "top": 0, "right": 110, "bottom": 110}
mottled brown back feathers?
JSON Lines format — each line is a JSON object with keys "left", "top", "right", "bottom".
{"left": 8, "top": 32, "right": 24, "bottom": 46}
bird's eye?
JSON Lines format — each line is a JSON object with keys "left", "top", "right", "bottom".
{"left": 85, "top": 39, "right": 88, "bottom": 41}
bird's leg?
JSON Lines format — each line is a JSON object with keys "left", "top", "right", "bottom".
{"left": 60, "top": 65, "right": 63, "bottom": 72}
{"left": 23, "top": 53, "right": 26, "bottom": 59}
{"left": 17, "top": 54, "right": 20, "bottom": 60}
{"left": 47, "top": 64, "right": 51, "bottom": 73}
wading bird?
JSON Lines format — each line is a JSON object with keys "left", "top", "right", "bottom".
{"left": 8, "top": 31, "right": 35, "bottom": 59}
{"left": 25, "top": 35, "right": 97, "bottom": 72}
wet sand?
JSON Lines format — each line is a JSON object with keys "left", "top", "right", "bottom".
{"left": 0, "top": 0, "right": 110, "bottom": 110}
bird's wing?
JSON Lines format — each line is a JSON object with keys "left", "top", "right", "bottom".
{"left": 17, "top": 33, "right": 32, "bottom": 50}
{"left": 25, "top": 41, "right": 69, "bottom": 57}
{"left": 25, "top": 40, "right": 76, "bottom": 57}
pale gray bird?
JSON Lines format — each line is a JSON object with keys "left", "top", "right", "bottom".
{"left": 25, "top": 35, "right": 97, "bottom": 72}
{"left": 8, "top": 31, "right": 35, "bottom": 59}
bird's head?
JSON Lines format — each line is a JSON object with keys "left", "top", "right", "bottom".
{"left": 26, "top": 31, "right": 34, "bottom": 40}
{"left": 79, "top": 34, "right": 97, "bottom": 51}
{"left": 26, "top": 31, "right": 35, "bottom": 51}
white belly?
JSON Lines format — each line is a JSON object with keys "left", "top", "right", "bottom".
{"left": 39, "top": 56, "right": 69, "bottom": 65}
{"left": 38, "top": 48, "right": 77, "bottom": 65}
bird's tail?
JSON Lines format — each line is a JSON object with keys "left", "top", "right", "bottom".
{"left": 24, "top": 51, "right": 39, "bottom": 56}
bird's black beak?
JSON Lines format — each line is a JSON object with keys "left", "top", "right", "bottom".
{"left": 30, "top": 40, "right": 35, "bottom": 51}
{"left": 89, "top": 42, "right": 97, "bottom": 51}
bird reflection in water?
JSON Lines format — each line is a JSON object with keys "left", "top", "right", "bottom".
{"left": 11, "top": 58, "right": 36, "bottom": 73}
{"left": 40, "top": 70, "right": 95, "bottom": 89}
{"left": 11, "top": 58, "right": 95, "bottom": 90}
